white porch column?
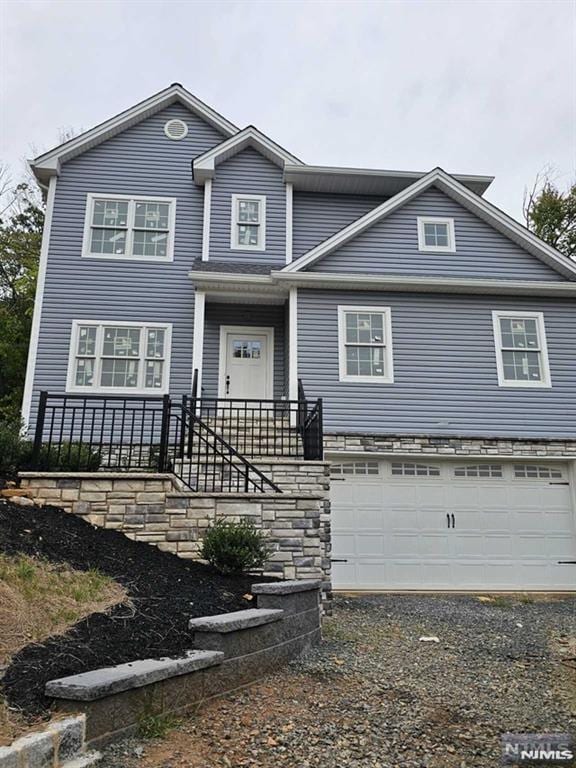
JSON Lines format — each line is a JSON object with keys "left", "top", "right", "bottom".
{"left": 191, "top": 289, "right": 206, "bottom": 394}
{"left": 201, "top": 180, "right": 212, "bottom": 262}
{"left": 288, "top": 287, "right": 298, "bottom": 401}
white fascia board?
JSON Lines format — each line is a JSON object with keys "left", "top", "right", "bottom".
{"left": 284, "top": 164, "right": 494, "bottom": 195}
{"left": 192, "top": 126, "right": 303, "bottom": 185}
{"left": 30, "top": 84, "right": 239, "bottom": 183}
{"left": 270, "top": 270, "right": 576, "bottom": 297}
{"left": 283, "top": 168, "right": 576, "bottom": 281}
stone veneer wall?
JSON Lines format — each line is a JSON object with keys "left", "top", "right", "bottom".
{"left": 324, "top": 433, "right": 576, "bottom": 457}
{"left": 19, "top": 461, "right": 331, "bottom": 596}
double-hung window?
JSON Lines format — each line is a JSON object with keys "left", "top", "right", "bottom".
{"left": 417, "top": 217, "right": 455, "bottom": 252}
{"left": 82, "top": 194, "right": 176, "bottom": 261}
{"left": 67, "top": 321, "right": 172, "bottom": 394}
{"left": 338, "top": 306, "right": 394, "bottom": 383}
{"left": 231, "top": 194, "right": 266, "bottom": 251}
{"left": 492, "top": 311, "right": 551, "bottom": 387}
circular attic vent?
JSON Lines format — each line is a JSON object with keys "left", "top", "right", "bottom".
{"left": 164, "top": 119, "right": 188, "bottom": 140}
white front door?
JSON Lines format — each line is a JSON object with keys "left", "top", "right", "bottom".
{"left": 219, "top": 326, "right": 273, "bottom": 399}
{"left": 330, "top": 459, "right": 576, "bottom": 591}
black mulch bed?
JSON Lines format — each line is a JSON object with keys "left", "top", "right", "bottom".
{"left": 0, "top": 500, "right": 274, "bottom": 717}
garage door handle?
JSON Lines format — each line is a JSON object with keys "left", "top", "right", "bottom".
{"left": 451, "top": 513, "right": 456, "bottom": 529}
{"left": 446, "top": 513, "right": 451, "bottom": 528}
{"left": 331, "top": 559, "right": 348, "bottom": 563}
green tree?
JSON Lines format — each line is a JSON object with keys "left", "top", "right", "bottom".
{"left": 0, "top": 173, "right": 44, "bottom": 422}
{"left": 524, "top": 175, "right": 576, "bottom": 259}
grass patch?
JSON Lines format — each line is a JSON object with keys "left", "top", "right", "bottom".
{"left": 0, "top": 553, "right": 124, "bottom": 664}
{"left": 138, "top": 712, "right": 181, "bottom": 740}
{"left": 0, "top": 553, "right": 125, "bottom": 745}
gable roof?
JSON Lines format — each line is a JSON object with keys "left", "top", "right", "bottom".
{"left": 192, "top": 126, "right": 304, "bottom": 184}
{"left": 282, "top": 168, "right": 576, "bottom": 281}
{"left": 30, "top": 83, "right": 239, "bottom": 186}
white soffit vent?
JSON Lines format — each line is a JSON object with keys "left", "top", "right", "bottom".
{"left": 164, "top": 119, "right": 188, "bottom": 140}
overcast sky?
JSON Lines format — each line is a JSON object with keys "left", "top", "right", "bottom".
{"left": 1, "top": 0, "right": 574, "bottom": 222}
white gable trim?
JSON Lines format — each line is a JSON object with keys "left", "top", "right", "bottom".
{"left": 192, "top": 126, "right": 303, "bottom": 185}
{"left": 30, "top": 84, "right": 239, "bottom": 185}
{"left": 282, "top": 168, "right": 576, "bottom": 281}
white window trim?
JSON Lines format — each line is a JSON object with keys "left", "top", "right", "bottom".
{"left": 492, "top": 310, "right": 552, "bottom": 388}
{"left": 230, "top": 194, "right": 266, "bottom": 252}
{"left": 66, "top": 320, "right": 172, "bottom": 395}
{"left": 417, "top": 216, "right": 456, "bottom": 253}
{"left": 82, "top": 193, "right": 176, "bottom": 262}
{"left": 337, "top": 305, "right": 394, "bottom": 384}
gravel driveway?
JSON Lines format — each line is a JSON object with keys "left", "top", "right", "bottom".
{"left": 102, "top": 594, "right": 576, "bottom": 768}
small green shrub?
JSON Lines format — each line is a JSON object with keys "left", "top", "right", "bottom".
{"left": 0, "top": 417, "right": 27, "bottom": 479}
{"left": 31, "top": 442, "right": 101, "bottom": 472}
{"left": 200, "top": 519, "right": 270, "bottom": 575}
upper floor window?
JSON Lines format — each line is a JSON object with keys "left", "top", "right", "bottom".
{"left": 231, "top": 194, "right": 266, "bottom": 251}
{"left": 67, "top": 320, "right": 171, "bottom": 394}
{"left": 417, "top": 217, "right": 455, "bottom": 252}
{"left": 337, "top": 306, "right": 394, "bottom": 383}
{"left": 82, "top": 194, "right": 176, "bottom": 262}
{"left": 492, "top": 311, "right": 551, "bottom": 388}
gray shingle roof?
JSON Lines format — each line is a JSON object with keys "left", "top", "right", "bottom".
{"left": 191, "top": 260, "right": 275, "bottom": 275}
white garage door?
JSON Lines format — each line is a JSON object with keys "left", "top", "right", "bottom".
{"left": 331, "top": 459, "right": 576, "bottom": 591}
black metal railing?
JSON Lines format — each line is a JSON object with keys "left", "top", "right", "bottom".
{"left": 31, "top": 391, "right": 169, "bottom": 471}
{"left": 30, "top": 384, "right": 323, "bottom": 488}
{"left": 170, "top": 400, "right": 281, "bottom": 493}
{"left": 185, "top": 377, "right": 323, "bottom": 461}
{"left": 298, "top": 378, "right": 323, "bottom": 460}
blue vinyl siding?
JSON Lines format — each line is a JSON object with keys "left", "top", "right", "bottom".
{"left": 293, "top": 192, "right": 386, "bottom": 261}
{"left": 29, "top": 103, "right": 225, "bottom": 423}
{"left": 209, "top": 148, "right": 286, "bottom": 266}
{"left": 201, "top": 303, "right": 286, "bottom": 398}
{"left": 297, "top": 288, "right": 576, "bottom": 438}
{"left": 308, "top": 187, "right": 566, "bottom": 281}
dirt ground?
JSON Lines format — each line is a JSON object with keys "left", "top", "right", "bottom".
{"left": 101, "top": 593, "right": 576, "bottom": 768}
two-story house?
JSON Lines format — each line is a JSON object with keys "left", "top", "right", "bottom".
{"left": 23, "top": 84, "right": 576, "bottom": 593}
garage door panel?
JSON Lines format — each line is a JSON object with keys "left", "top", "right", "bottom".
{"left": 450, "top": 485, "right": 507, "bottom": 508}
{"left": 335, "top": 484, "right": 382, "bottom": 505}
{"left": 382, "top": 485, "right": 420, "bottom": 506}
{"left": 540, "top": 487, "right": 573, "bottom": 508}
{"left": 539, "top": 535, "right": 575, "bottom": 560}
{"left": 331, "top": 560, "right": 356, "bottom": 588}
{"left": 420, "top": 562, "right": 453, "bottom": 587}
{"left": 413, "top": 486, "right": 447, "bottom": 507}
{"left": 453, "top": 534, "right": 508, "bottom": 558}
{"left": 331, "top": 459, "right": 574, "bottom": 591}
{"left": 356, "top": 535, "right": 386, "bottom": 556}
{"left": 357, "top": 507, "right": 387, "bottom": 528}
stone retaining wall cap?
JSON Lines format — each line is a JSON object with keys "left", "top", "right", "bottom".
{"left": 251, "top": 580, "right": 322, "bottom": 595}
{"left": 188, "top": 608, "right": 283, "bottom": 633}
{"left": 45, "top": 650, "right": 223, "bottom": 701}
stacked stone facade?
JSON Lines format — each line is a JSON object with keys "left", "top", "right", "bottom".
{"left": 19, "top": 461, "right": 331, "bottom": 597}
{"left": 324, "top": 433, "right": 576, "bottom": 458}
